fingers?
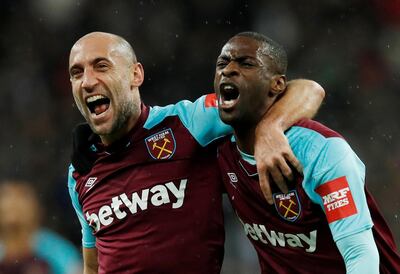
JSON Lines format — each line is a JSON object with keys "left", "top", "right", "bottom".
{"left": 286, "top": 152, "right": 303, "bottom": 174}
{"left": 278, "top": 159, "right": 294, "bottom": 182}
{"left": 258, "top": 168, "right": 273, "bottom": 205}
{"left": 269, "top": 164, "right": 289, "bottom": 194}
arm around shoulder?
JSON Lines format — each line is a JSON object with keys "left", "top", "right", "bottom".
{"left": 254, "top": 79, "right": 325, "bottom": 203}
{"left": 261, "top": 79, "right": 325, "bottom": 130}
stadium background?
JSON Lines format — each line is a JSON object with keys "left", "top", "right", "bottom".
{"left": 0, "top": 0, "right": 399, "bottom": 272}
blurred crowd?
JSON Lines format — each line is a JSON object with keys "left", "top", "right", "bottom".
{"left": 0, "top": 0, "right": 399, "bottom": 273}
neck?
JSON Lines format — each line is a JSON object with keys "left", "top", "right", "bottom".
{"left": 101, "top": 108, "right": 142, "bottom": 146}
{"left": 234, "top": 124, "right": 257, "bottom": 155}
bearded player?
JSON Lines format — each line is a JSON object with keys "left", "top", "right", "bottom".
{"left": 215, "top": 32, "right": 400, "bottom": 273}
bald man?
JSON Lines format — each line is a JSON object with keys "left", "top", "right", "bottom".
{"left": 67, "top": 32, "right": 324, "bottom": 273}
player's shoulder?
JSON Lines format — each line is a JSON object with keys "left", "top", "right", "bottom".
{"left": 144, "top": 95, "right": 209, "bottom": 130}
{"left": 292, "top": 119, "right": 344, "bottom": 138}
{"left": 286, "top": 119, "right": 346, "bottom": 146}
{"left": 286, "top": 119, "right": 353, "bottom": 165}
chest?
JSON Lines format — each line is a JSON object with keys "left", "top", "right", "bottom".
{"left": 74, "top": 122, "right": 222, "bottom": 235}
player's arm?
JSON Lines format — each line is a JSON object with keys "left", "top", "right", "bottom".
{"left": 255, "top": 79, "right": 324, "bottom": 203}
{"left": 83, "top": 247, "right": 98, "bottom": 274}
{"left": 336, "top": 230, "right": 379, "bottom": 273}
{"left": 68, "top": 165, "right": 97, "bottom": 272}
{"left": 308, "top": 138, "right": 379, "bottom": 273}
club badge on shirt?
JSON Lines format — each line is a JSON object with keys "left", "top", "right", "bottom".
{"left": 145, "top": 128, "right": 176, "bottom": 160}
{"left": 316, "top": 176, "right": 357, "bottom": 223}
{"left": 273, "top": 190, "right": 301, "bottom": 222}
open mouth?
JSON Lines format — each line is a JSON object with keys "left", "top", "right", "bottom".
{"left": 86, "top": 95, "right": 110, "bottom": 115}
{"left": 219, "top": 83, "right": 240, "bottom": 108}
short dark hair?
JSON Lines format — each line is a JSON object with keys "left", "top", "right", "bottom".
{"left": 234, "top": 31, "right": 287, "bottom": 74}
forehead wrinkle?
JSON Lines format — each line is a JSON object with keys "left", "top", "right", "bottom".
{"left": 69, "top": 33, "right": 135, "bottom": 67}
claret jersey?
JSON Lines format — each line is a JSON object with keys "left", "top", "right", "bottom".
{"left": 68, "top": 94, "right": 229, "bottom": 274}
{"left": 218, "top": 119, "right": 400, "bottom": 274}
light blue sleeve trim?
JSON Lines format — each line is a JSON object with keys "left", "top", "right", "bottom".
{"left": 144, "top": 95, "right": 232, "bottom": 146}
{"left": 68, "top": 165, "right": 96, "bottom": 248}
{"left": 336, "top": 229, "right": 379, "bottom": 274}
{"left": 286, "top": 127, "right": 373, "bottom": 241}
{"left": 34, "top": 228, "right": 82, "bottom": 274}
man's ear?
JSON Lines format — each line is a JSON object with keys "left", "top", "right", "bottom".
{"left": 270, "top": 75, "right": 286, "bottom": 96}
{"left": 131, "top": 62, "right": 144, "bottom": 88}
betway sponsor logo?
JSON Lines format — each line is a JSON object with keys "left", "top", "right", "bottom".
{"left": 321, "top": 187, "right": 350, "bottom": 212}
{"left": 239, "top": 219, "right": 317, "bottom": 253}
{"left": 86, "top": 179, "right": 187, "bottom": 232}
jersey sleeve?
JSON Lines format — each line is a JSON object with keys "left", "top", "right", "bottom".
{"left": 303, "top": 137, "right": 373, "bottom": 241}
{"left": 144, "top": 94, "right": 232, "bottom": 146}
{"left": 336, "top": 229, "right": 379, "bottom": 274}
{"left": 286, "top": 126, "right": 374, "bottom": 242}
{"left": 68, "top": 165, "right": 96, "bottom": 248}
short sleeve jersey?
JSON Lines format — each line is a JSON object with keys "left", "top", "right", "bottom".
{"left": 218, "top": 119, "right": 400, "bottom": 274}
{"left": 68, "top": 94, "right": 230, "bottom": 274}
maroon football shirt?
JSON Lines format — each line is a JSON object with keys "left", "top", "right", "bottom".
{"left": 70, "top": 102, "right": 226, "bottom": 273}
{"left": 218, "top": 120, "right": 400, "bottom": 273}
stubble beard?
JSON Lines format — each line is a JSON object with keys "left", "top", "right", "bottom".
{"left": 109, "top": 99, "right": 138, "bottom": 135}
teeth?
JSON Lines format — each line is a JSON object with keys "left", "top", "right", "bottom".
{"left": 222, "top": 84, "right": 235, "bottom": 91}
{"left": 86, "top": 95, "right": 106, "bottom": 103}
{"left": 219, "top": 95, "right": 235, "bottom": 106}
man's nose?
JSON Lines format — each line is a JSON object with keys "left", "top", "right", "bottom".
{"left": 81, "top": 69, "right": 98, "bottom": 91}
{"left": 222, "top": 62, "right": 239, "bottom": 77}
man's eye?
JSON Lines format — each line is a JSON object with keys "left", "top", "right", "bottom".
{"left": 70, "top": 69, "right": 82, "bottom": 78}
{"left": 216, "top": 62, "right": 227, "bottom": 68}
{"left": 242, "top": 62, "right": 254, "bottom": 67}
{"left": 96, "top": 63, "right": 109, "bottom": 70}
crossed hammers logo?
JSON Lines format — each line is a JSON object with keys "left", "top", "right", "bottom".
{"left": 152, "top": 138, "right": 173, "bottom": 159}
{"left": 279, "top": 199, "right": 299, "bottom": 218}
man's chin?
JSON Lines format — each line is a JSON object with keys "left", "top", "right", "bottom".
{"left": 219, "top": 111, "right": 236, "bottom": 126}
{"left": 89, "top": 122, "right": 113, "bottom": 137}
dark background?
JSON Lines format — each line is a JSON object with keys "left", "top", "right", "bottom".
{"left": 0, "top": 0, "right": 399, "bottom": 272}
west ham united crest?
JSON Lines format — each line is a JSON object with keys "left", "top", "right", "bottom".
{"left": 273, "top": 190, "right": 301, "bottom": 222}
{"left": 145, "top": 128, "right": 176, "bottom": 160}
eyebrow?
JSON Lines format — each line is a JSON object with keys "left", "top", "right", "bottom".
{"left": 69, "top": 57, "right": 111, "bottom": 72}
{"left": 218, "top": 55, "right": 257, "bottom": 61}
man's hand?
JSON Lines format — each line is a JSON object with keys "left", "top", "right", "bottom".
{"left": 254, "top": 79, "right": 324, "bottom": 204}
{"left": 254, "top": 125, "right": 302, "bottom": 204}
{"left": 71, "top": 123, "right": 97, "bottom": 174}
